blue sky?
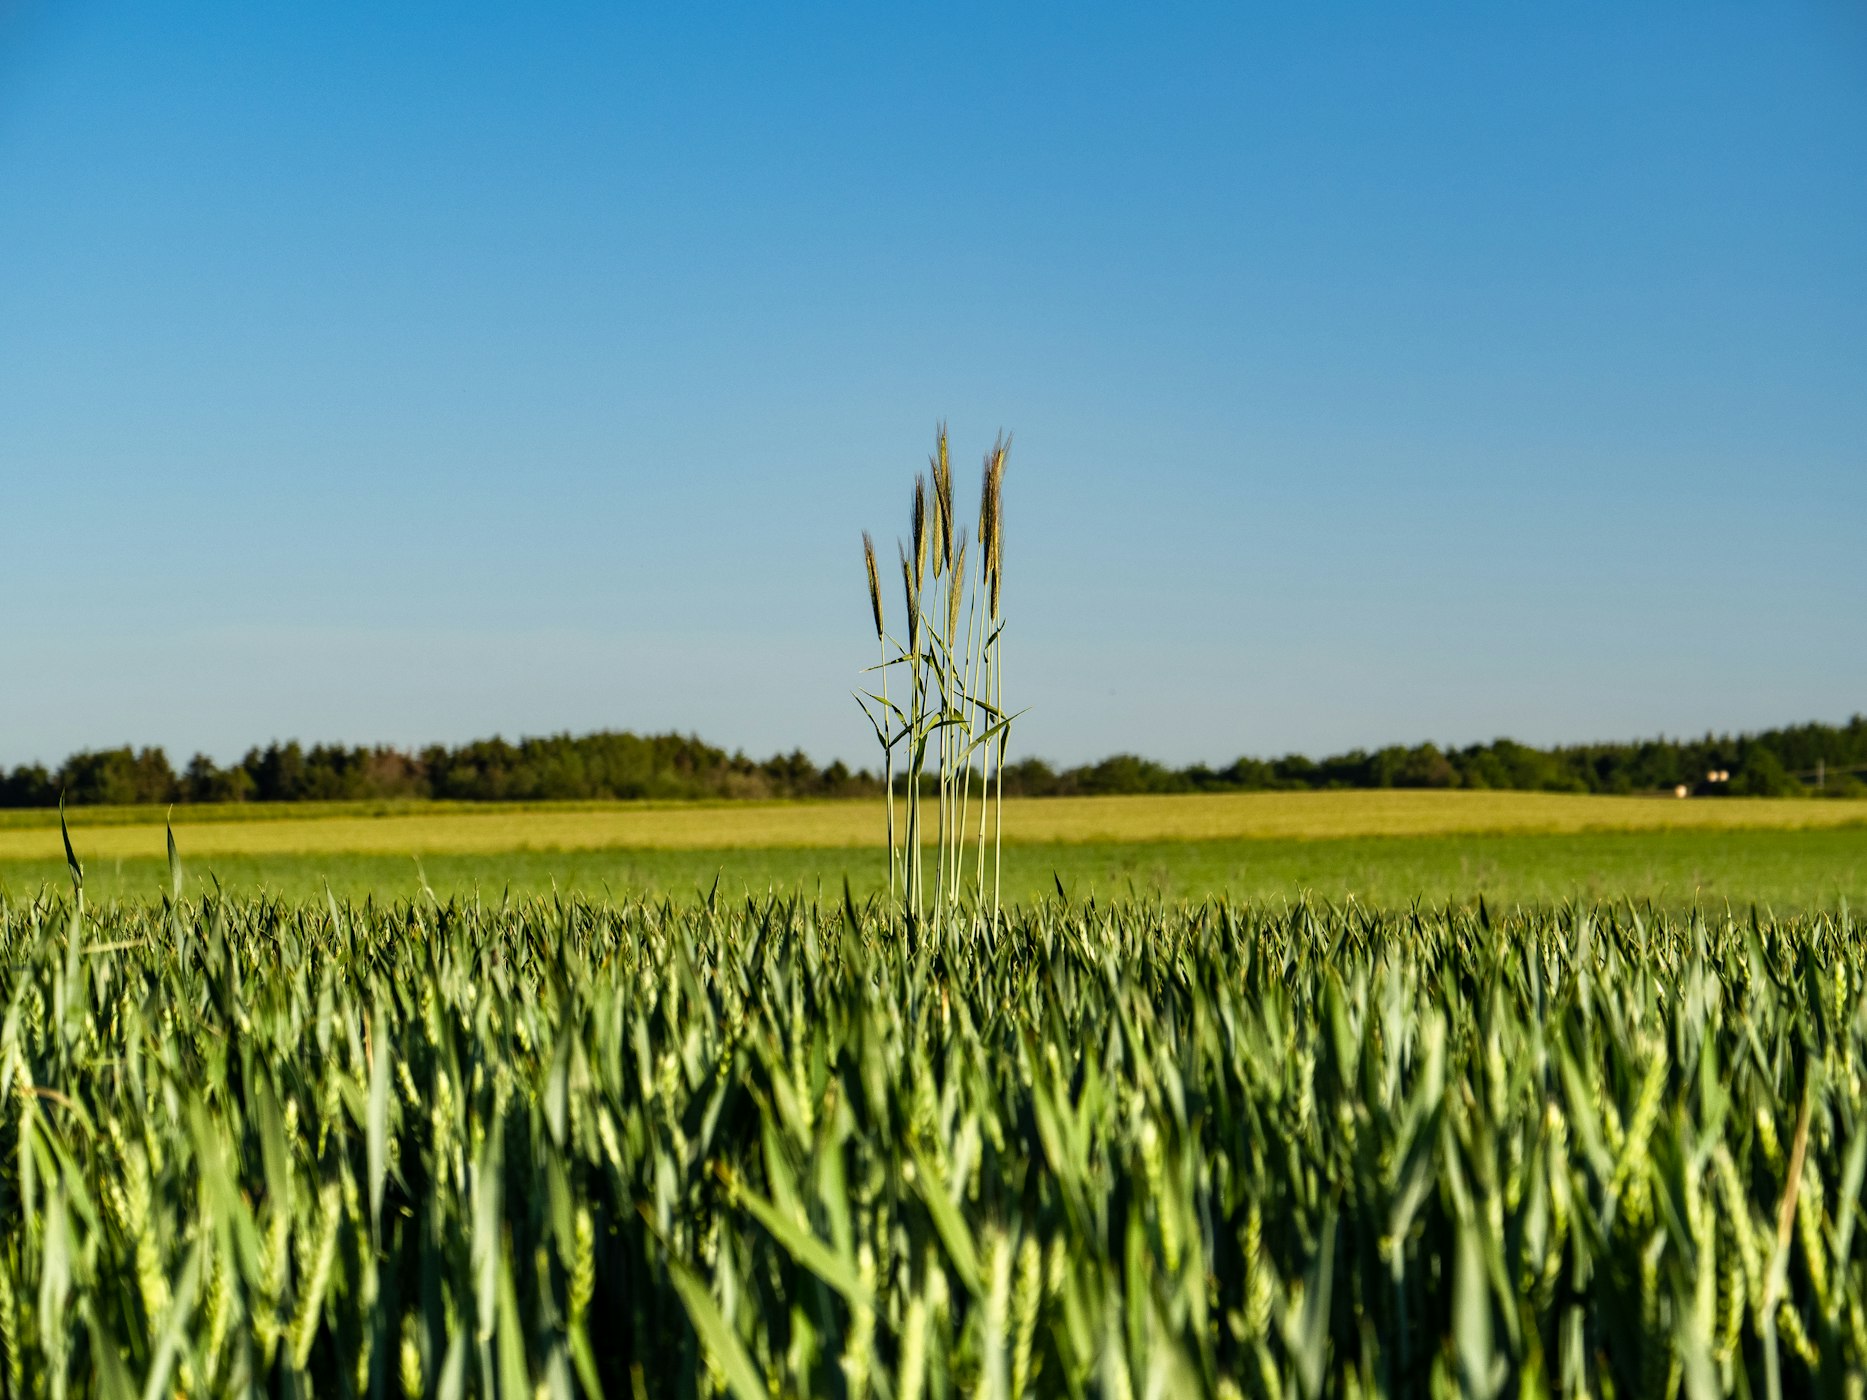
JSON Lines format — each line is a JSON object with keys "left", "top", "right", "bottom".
{"left": 2, "top": 2, "right": 1863, "bottom": 769}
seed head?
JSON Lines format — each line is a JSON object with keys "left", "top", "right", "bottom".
{"left": 862, "top": 531, "right": 884, "bottom": 641}
{"left": 977, "top": 451, "right": 997, "bottom": 583}
{"left": 899, "top": 542, "right": 920, "bottom": 654}
{"left": 911, "top": 475, "right": 928, "bottom": 593}
{"left": 986, "top": 434, "right": 1009, "bottom": 616}
{"left": 947, "top": 532, "right": 967, "bottom": 641}
{"left": 930, "top": 425, "right": 954, "bottom": 578}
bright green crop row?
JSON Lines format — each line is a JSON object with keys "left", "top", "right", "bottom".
{"left": 0, "top": 885, "right": 1862, "bottom": 1397}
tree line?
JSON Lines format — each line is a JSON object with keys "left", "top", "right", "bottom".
{"left": 3, "top": 716, "right": 1864, "bottom": 808}
{"left": 0, "top": 733, "right": 865, "bottom": 807}
{"left": 999, "top": 715, "right": 1867, "bottom": 799}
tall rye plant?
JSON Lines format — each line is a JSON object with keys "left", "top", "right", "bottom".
{"left": 859, "top": 427, "right": 1013, "bottom": 930}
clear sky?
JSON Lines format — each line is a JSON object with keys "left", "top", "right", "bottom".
{"left": 2, "top": 2, "right": 1863, "bottom": 770}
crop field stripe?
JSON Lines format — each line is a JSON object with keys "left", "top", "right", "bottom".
{"left": 4, "top": 830, "right": 1866, "bottom": 910}
{"left": 0, "top": 790, "right": 1863, "bottom": 862}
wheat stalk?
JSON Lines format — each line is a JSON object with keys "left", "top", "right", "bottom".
{"left": 860, "top": 427, "right": 1014, "bottom": 933}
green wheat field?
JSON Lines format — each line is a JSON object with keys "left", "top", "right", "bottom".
{"left": 1, "top": 788, "right": 1865, "bottom": 1396}
{"left": 5, "top": 434, "right": 1866, "bottom": 1398}
{"left": 3, "top": 874, "right": 1865, "bottom": 1396}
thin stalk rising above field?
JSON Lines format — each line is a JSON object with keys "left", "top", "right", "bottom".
{"left": 857, "top": 426, "right": 1014, "bottom": 933}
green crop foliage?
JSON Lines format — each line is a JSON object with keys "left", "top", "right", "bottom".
{"left": 1, "top": 873, "right": 1865, "bottom": 1396}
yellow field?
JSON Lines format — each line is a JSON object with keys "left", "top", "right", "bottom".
{"left": 3, "top": 789, "right": 1863, "bottom": 863}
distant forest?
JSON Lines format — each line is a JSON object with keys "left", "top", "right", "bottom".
{"left": 4, "top": 716, "right": 1866, "bottom": 807}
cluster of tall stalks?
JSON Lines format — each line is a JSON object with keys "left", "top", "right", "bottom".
{"left": 859, "top": 426, "right": 1013, "bottom": 931}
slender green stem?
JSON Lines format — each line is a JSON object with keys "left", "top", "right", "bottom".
{"left": 963, "top": 558, "right": 989, "bottom": 912}
{"left": 992, "top": 641, "right": 1006, "bottom": 933}
{"left": 911, "top": 647, "right": 924, "bottom": 928}
{"left": 880, "top": 636, "right": 896, "bottom": 914}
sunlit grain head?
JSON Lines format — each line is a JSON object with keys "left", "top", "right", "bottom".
{"left": 899, "top": 541, "right": 920, "bottom": 654}
{"left": 977, "top": 454, "right": 996, "bottom": 575}
{"left": 862, "top": 531, "right": 884, "bottom": 641}
{"left": 947, "top": 532, "right": 968, "bottom": 642}
{"left": 930, "top": 424, "right": 955, "bottom": 580}
{"left": 911, "top": 475, "right": 928, "bottom": 594}
{"left": 987, "top": 434, "right": 1009, "bottom": 616}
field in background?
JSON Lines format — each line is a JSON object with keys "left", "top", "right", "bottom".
{"left": 3, "top": 788, "right": 1864, "bottom": 854}
{"left": 2, "top": 790, "right": 1861, "bottom": 907}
